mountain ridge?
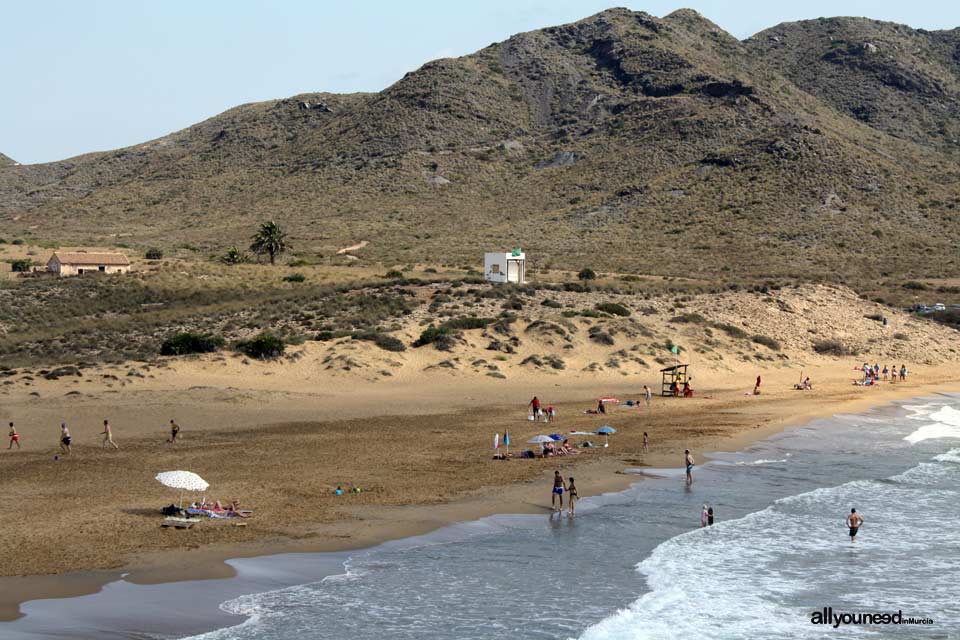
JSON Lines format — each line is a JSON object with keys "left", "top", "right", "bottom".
{"left": 1, "top": 8, "right": 958, "bottom": 280}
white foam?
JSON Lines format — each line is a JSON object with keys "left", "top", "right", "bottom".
{"left": 903, "top": 422, "right": 960, "bottom": 444}
{"left": 736, "top": 458, "right": 787, "bottom": 465}
{"left": 934, "top": 448, "right": 960, "bottom": 464}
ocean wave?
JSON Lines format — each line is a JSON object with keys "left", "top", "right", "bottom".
{"left": 577, "top": 447, "right": 960, "bottom": 640}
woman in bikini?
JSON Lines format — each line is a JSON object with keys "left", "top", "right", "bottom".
{"left": 567, "top": 477, "right": 578, "bottom": 515}
{"left": 8, "top": 422, "right": 20, "bottom": 450}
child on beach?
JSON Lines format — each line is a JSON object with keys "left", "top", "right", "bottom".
{"left": 101, "top": 419, "right": 119, "bottom": 450}
{"left": 8, "top": 422, "right": 20, "bottom": 449}
{"left": 59, "top": 423, "right": 71, "bottom": 454}
{"left": 168, "top": 419, "right": 181, "bottom": 444}
{"left": 701, "top": 504, "right": 709, "bottom": 528}
{"left": 567, "top": 477, "right": 578, "bottom": 515}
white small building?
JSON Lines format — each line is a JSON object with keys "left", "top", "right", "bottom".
{"left": 484, "top": 250, "right": 526, "bottom": 284}
{"left": 47, "top": 251, "right": 131, "bottom": 277}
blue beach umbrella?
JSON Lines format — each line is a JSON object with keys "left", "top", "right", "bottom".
{"left": 596, "top": 425, "right": 616, "bottom": 448}
{"left": 549, "top": 434, "right": 564, "bottom": 441}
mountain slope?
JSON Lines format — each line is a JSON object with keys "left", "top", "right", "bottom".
{"left": 0, "top": 153, "right": 15, "bottom": 167}
{"left": 1, "top": 8, "right": 958, "bottom": 281}
{"left": 747, "top": 17, "right": 960, "bottom": 151}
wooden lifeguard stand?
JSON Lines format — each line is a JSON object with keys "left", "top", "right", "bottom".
{"left": 660, "top": 364, "right": 689, "bottom": 397}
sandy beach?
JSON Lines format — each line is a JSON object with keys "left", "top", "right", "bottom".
{"left": 2, "top": 348, "right": 959, "bottom": 621}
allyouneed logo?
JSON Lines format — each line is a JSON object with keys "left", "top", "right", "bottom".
{"left": 811, "top": 607, "right": 934, "bottom": 628}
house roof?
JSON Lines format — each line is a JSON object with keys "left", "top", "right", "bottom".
{"left": 49, "top": 251, "right": 131, "bottom": 266}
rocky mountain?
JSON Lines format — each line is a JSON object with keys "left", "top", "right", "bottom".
{"left": 747, "top": 17, "right": 960, "bottom": 151}
{"left": 0, "top": 153, "right": 16, "bottom": 167}
{"left": 1, "top": 8, "right": 958, "bottom": 281}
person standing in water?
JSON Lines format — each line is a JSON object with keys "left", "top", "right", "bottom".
{"left": 643, "top": 385, "right": 652, "bottom": 407}
{"left": 700, "top": 504, "right": 709, "bottom": 528}
{"left": 685, "top": 449, "right": 695, "bottom": 484}
{"left": 707, "top": 506, "right": 715, "bottom": 526}
{"left": 567, "top": 477, "right": 578, "bottom": 516}
{"left": 551, "top": 470, "right": 564, "bottom": 511}
{"left": 847, "top": 508, "right": 863, "bottom": 542}
{"left": 59, "top": 422, "right": 72, "bottom": 455}
{"left": 642, "top": 431, "right": 649, "bottom": 452}
{"left": 8, "top": 422, "right": 20, "bottom": 450}
{"left": 101, "top": 419, "right": 119, "bottom": 450}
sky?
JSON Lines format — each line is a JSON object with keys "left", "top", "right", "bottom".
{"left": 2, "top": 0, "right": 959, "bottom": 164}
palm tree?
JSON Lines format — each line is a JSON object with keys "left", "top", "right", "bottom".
{"left": 250, "top": 221, "right": 288, "bottom": 265}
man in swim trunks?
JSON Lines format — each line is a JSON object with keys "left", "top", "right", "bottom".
{"left": 102, "top": 419, "right": 119, "bottom": 450}
{"left": 8, "top": 422, "right": 20, "bottom": 450}
{"left": 551, "top": 470, "right": 564, "bottom": 511}
{"left": 169, "top": 419, "right": 181, "bottom": 444}
{"left": 847, "top": 508, "right": 863, "bottom": 542}
{"left": 685, "top": 449, "right": 694, "bottom": 485}
{"left": 60, "top": 422, "right": 72, "bottom": 455}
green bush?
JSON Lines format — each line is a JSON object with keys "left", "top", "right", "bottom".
{"left": 443, "top": 316, "right": 493, "bottom": 331}
{"left": 145, "top": 248, "right": 164, "bottom": 260}
{"left": 236, "top": 332, "right": 286, "bottom": 359}
{"left": 578, "top": 267, "right": 597, "bottom": 280}
{"left": 8, "top": 259, "right": 32, "bottom": 273}
{"left": 11, "top": 239, "right": 24, "bottom": 246}
{"left": 713, "top": 322, "right": 748, "bottom": 338}
{"left": 160, "top": 332, "right": 224, "bottom": 356}
{"left": 414, "top": 326, "right": 448, "bottom": 347}
{"left": 812, "top": 339, "right": 856, "bottom": 356}
{"left": 315, "top": 330, "right": 352, "bottom": 341}
{"left": 541, "top": 299, "right": 562, "bottom": 308}
{"left": 221, "top": 246, "right": 248, "bottom": 265}
{"left": 902, "top": 281, "right": 928, "bottom": 291}
{"left": 282, "top": 273, "right": 306, "bottom": 283}
{"left": 670, "top": 312, "right": 706, "bottom": 324}
{"left": 353, "top": 331, "right": 407, "bottom": 352}
{"left": 288, "top": 259, "right": 310, "bottom": 267}
{"left": 751, "top": 334, "right": 781, "bottom": 351}
{"left": 596, "top": 302, "right": 631, "bottom": 317}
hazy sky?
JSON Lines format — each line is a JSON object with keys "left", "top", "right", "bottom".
{"left": 3, "top": 1, "right": 958, "bottom": 164}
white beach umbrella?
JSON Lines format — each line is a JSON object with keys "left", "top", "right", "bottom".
{"left": 527, "top": 434, "right": 554, "bottom": 455}
{"left": 156, "top": 470, "right": 209, "bottom": 507}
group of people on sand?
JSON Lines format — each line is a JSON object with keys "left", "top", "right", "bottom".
{"left": 6, "top": 418, "right": 183, "bottom": 454}
{"left": 528, "top": 396, "right": 557, "bottom": 422}
{"left": 862, "top": 362, "right": 907, "bottom": 384}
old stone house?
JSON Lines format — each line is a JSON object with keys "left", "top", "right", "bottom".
{"left": 46, "top": 252, "right": 131, "bottom": 277}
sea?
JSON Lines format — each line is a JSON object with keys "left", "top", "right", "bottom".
{"left": 7, "top": 394, "right": 960, "bottom": 639}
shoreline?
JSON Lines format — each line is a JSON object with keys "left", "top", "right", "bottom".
{"left": 3, "top": 379, "right": 958, "bottom": 625}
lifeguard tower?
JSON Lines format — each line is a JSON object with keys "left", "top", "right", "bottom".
{"left": 484, "top": 249, "right": 526, "bottom": 284}
{"left": 660, "top": 364, "right": 689, "bottom": 397}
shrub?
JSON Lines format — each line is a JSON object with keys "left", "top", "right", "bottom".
{"left": 11, "top": 239, "right": 24, "bottom": 245}
{"left": 713, "top": 322, "right": 748, "bottom": 338}
{"left": 160, "top": 332, "right": 224, "bottom": 356}
{"left": 443, "top": 316, "right": 493, "bottom": 331}
{"left": 353, "top": 331, "right": 407, "bottom": 352}
{"left": 221, "top": 246, "right": 248, "bottom": 265}
{"left": 541, "top": 299, "right": 562, "bottom": 308}
{"left": 893, "top": 332, "right": 909, "bottom": 340}
{"left": 414, "top": 326, "right": 448, "bottom": 347}
{"left": 751, "top": 334, "right": 781, "bottom": 351}
{"left": 288, "top": 259, "right": 310, "bottom": 267}
{"left": 282, "top": 273, "right": 306, "bottom": 283}
{"left": 424, "top": 267, "right": 438, "bottom": 274}
{"left": 578, "top": 267, "right": 597, "bottom": 281}
{"left": 902, "top": 281, "right": 928, "bottom": 291}
{"left": 8, "top": 259, "right": 32, "bottom": 273}
{"left": 670, "top": 312, "right": 706, "bottom": 324}
{"left": 812, "top": 339, "right": 856, "bottom": 356}
{"left": 384, "top": 270, "right": 403, "bottom": 279}
{"left": 145, "top": 248, "right": 164, "bottom": 260}
{"left": 315, "top": 330, "right": 352, "bottom": 341}
{"left": 597, "top": 302, "right": 631, "bottom": 317}
{"left": 236, "top": 333, "right": 286, "bottom": 359}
